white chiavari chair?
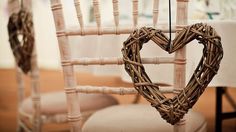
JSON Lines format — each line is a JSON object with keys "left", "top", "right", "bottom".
{"left": 7, "top": 0, "right": 118, "bottom": 131}
{"left": 50, "top": 0, "right": 207, "bottom": 131}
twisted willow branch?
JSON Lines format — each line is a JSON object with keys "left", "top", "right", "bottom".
{"left": 7, "top": 9, "right": 34, "bottom": 74}
{"left": 122, "top": 23, "right": 223, "bottom": 125}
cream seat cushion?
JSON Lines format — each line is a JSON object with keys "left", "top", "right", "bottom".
{"left": 83, "top": 104, "right": 207, "bottom": 132}
{"left": 21, "top": 91, "right": 118, "bottom": 115}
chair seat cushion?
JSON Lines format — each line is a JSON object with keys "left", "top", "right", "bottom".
{"left": 82, "top": 104, "right": 207, "bottom": 132}
{"left": 21, "top": 91, "right": 118, "bottom": 115}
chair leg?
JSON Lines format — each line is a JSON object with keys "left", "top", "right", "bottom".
{"left": 17, "top": 124, "right": 24, "bottom": 132}
{"left": 17, "top": 116, "right": 25, "bottom": 132}
{"left": 215, "top": 87, "right": 226, "bottom": 132}
{"left": 17, "top": 121, "right": 28, "bottom": 132}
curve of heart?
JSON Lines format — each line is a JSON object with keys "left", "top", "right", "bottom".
{"left": 7, "top": 9, "right": 34, "bottom": 74}
{"left": 122, "top": 23, "right": 223, "bottom": 125}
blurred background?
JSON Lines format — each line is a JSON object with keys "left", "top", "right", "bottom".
{"left": 0, "top": 0, "right": 236, "bottom": 131}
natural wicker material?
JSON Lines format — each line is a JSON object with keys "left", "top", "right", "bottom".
{"left": 122, "top": 23, "right": 223, "bottom": 125}
{"left": 7, "top": 9, "right": 34, "bottom": 74}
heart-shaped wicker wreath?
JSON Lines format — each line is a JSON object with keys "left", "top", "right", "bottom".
{"left": 7, "top": 9, "right": 34, "bottom": 74}
{"left": 122, "top": 23, "right": 223, "bottom": 125}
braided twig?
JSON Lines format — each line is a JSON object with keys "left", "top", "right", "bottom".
{"left": 122, "top": 23, "right": 223, "bottom": 125}
{"left": 7, "top": 9, "right": 34, "bottom": 74}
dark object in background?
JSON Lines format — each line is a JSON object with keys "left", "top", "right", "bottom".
{"left": 7, "top": 9, "right": 34, "bottom": 74}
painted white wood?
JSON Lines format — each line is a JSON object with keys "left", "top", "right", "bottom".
{"left": 64, "top": 25, "right": 185, "bottom": 36}
{"left": 132, "top": 0, "right": 138, "bottom": 27}
{"left": 61, "top": 57, "right": 175, "bottom": 66}
{"left": 75, "top": 85, "right": 173, "bottom": 95}
{"left": 74, "top": 0, "right": 84, "bottom": 29}
{"left": 7, "top": 0, "right": 42, "bottom": 131}
{"left": 50, "top": 0, "right": 190, "bottom": 132}
{"left": 153, "top": 0, "right": 159, "bottom": 27}
{"left": 51, "top": 0, "right": 82, "bottom": 131}
{"left": 112, "top": 0, "right": 119, "bottom": 27}
{"left": 174, "top": 0, "right": 189, "bottom": 132}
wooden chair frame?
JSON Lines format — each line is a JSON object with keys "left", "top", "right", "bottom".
{"left": 50, "top": 0, "right": 189, "bottom": 131}
{"left": 7, "top": 1, "right": 41, "bottom": 131}
{"left": 7, "top": 1, "right": 120, "bottom": 131}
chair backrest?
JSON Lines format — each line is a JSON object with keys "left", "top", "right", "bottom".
{"left": 50, "top": 0, "right": 188, "bottom": 131}
{"left": 7, "top": 0, "right": 41, "bottom": 131}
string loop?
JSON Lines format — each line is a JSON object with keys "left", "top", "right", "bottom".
{"left": 167, "top": 0, "right": 172, "bottom": 52}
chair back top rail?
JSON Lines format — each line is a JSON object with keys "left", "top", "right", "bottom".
{"left": 63, "top": 25, "right": 186, "bottom": 36}
{"left": 61, "top": 57, "right": 178, "bottom": 66}
{"left": 55, "top": 0, "right": 188, "bottom": 36}
{"left": 72, "top": 85, "right": 175, "bottom": 95}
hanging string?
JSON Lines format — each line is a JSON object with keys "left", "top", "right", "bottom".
{"left": 167, "top": 0, "right": 172, "bottom": 52}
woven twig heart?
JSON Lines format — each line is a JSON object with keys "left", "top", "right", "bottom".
{"left": 122, "top": 23, "right": 223, "bottom": 125}
{"left": 7, "top": 9, "right": 34, "bottom": 74}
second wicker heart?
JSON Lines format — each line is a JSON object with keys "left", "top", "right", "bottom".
{"left": 7, "top": 9, "right": 34, "bottom": 74}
